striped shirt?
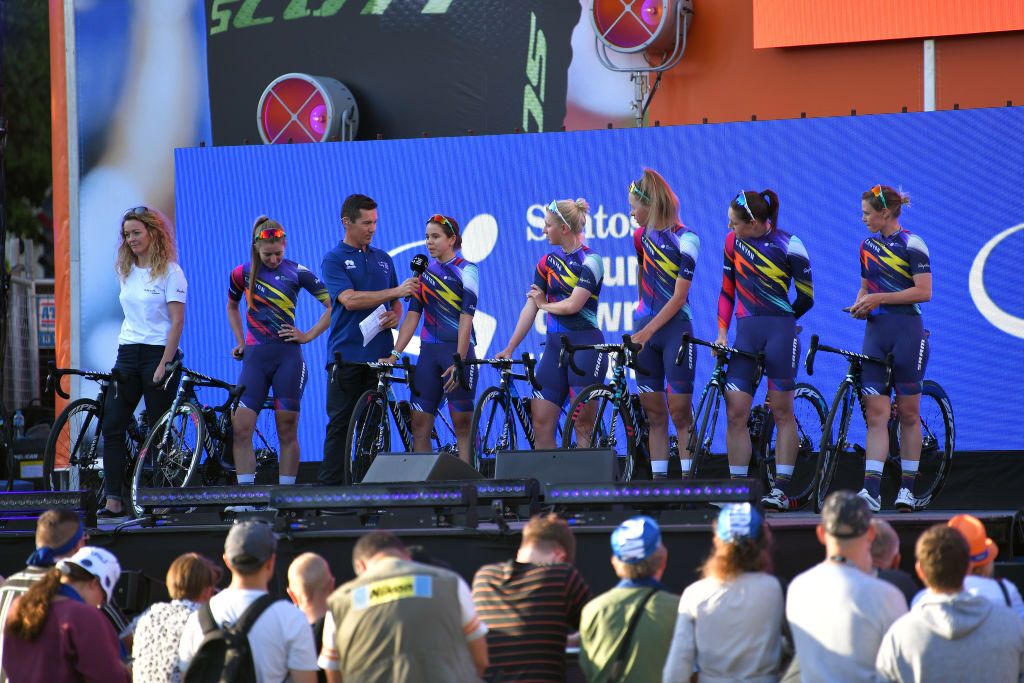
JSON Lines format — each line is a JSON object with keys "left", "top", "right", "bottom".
{"left": 472, "top": 561, "right": 592, "bottom": 682}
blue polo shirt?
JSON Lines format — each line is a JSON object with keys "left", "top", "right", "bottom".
{"left": 322, "top": 240, "right": 399, "bottom": 361}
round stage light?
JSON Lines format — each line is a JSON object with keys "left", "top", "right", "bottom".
{"left": 591, "top": 0, "right": 681, "bottom": 54}
{"left": 256, "top": 73, "right": 359, "bottom": 144}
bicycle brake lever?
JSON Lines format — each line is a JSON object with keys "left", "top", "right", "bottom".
{"left": 522, "top": 352, "right": 541, "bottom": 391}
{"left": 675, "top": 333, "right": 691, "bottom": 367}
{"left": 451, "top": 353, "right": 470, "bottom": 391}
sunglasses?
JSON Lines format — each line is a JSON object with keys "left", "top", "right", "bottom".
{"left": 254, "top": 227, "right": 286, "bottom": 242}
{"left": 122, "top": 206, "right": 149, "bottom": 221}
{"left": 547, "top": 200, "right": 570, "bottom": 228}
{"left": 428, "top": 214, "right": 458, "bottom": 236}
{"left": 870, "top": 184, "right": 888, "bottom": 209}
{"left": 734, "top": 191, "right": 756, "bottom": 222}
{"left": 629, "top": 180, "right": 649, "bottom": 202}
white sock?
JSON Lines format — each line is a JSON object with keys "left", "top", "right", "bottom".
{"left": 901, "top": 459, "right": 919, "bottom": 473}
{"left": 237, "top": 474, "right": 256, "bottom": 485}
{"left": 729, "top": 465, "right": 748, "bottom": 477}
{"left": 865, "top": 459, "right": 885, "bottom": 474}
{"left": 651, "top": 460, "right": 669, "bottom": 474}
{"left": 776, "top": 464, "right": 795, "bottom": 477}
{"left": 279, "top": 475, "right": 296, "bottom": 485}
{"left": 680, "top": 459, "right": 692, "bottom": 475}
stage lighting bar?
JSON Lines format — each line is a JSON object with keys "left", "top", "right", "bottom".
{"left": 473, "top": 479, "right": 538, "bottom": 501}
{"left": 0, "top": 490, "right": 94, "bottom": 511}
{"left": 270, "top": 484, "right": 477, "bottom": 509}
{"left": 544, "top": 479, "right": 759, "bottom": 505}
{"left": 136, "top": 486, "right": 274, "bottom": 510}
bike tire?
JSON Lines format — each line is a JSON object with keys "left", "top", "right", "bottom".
{"left": 890, "top": 379, "right": 955, "bottom": 510}
{"left": 345, "top": 390, "right": 389, "bottom": 484}
{"left": 814, "top": 380, "right": 856, "bottom": 513}
{"left": 760, "top": 383, "right": 828, "bottom": 509}
{"left": 469, "top": 386, "right": 514, "bottom": 477}
{"left": 128, "top": 401, "right": 205, "bottom": 517}
{"left": 564, "top": 384, "right": 639, "bottom": 481}
{"left": 42, "top": 398, "right": 104, "bottom": 504}
{"left": 689, "top": 383, "right": 723, "bottom": 480}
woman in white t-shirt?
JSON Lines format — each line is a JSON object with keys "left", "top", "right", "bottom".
{"left": 99, "top": 207, "right": 187, "bottom": 519}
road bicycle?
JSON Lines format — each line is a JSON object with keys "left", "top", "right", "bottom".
{"left": 805, "top": 333, "right": 954, "bottom": 512}
{"left": 334, "top": 353, "right": 457, "bottom": 484}
{"left": 681, "top": 334, "right": 827, "bottom": 508}
{"left": 560, "top": 334, "right": 652, "bottom": 481}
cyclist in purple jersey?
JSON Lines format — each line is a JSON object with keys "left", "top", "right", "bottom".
{"left": 227, "top": 217, "right": 331, "bottom": 487}
{"left": 717, "top": 190, "right": 814, "bottom": 511}
{"left": 498, "top": 198, "right": 607, "bottom": 449}
{"left": 384, "top": 215, "right": 478, "bottom": 462}
{"left": 848, "top": 185, "right": 931, "bottom": 512}
{"left": 628, "top": 169, "right": 700, "bottom": 479}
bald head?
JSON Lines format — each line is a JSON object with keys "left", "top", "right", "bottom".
{"left": 287, "top": 553, "right": 334, "bottom": 603}
{"left": 871, "top": 519, "right": 901, "bottom": 570}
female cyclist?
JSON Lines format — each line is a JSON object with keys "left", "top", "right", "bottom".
{"left": 101, "top": 207, "right": 186, "bottom": 519}
{"left": 717, "top": 190, "right": 813, "bottom": 511}
{"left": 496, "top": 198, "right": 606, "bottom": 449}
{"left": 227, "top": 216, "right": 331, "bottom": 487}
{"left": 384, "top": 215, "right": 478, "bottom": 461}
{"left": 849, "top": 184, "right": 930, "bottom": 512}
{"left": 629, "top": 169, "right": 700, "bottom": 479}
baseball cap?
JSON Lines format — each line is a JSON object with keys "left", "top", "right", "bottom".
{"left": 716, "top": 503, "right": 764, "bottom": 543}
{"left": 611, "top": 516, "right": 661, "bottom": 564}
{"left": 948, "top": 514, "right": 998, "bottom": 566}
{"left": 57, "top": 546, "right": 121, "bottom": 603}
{"left": 821, "top": 490, "right": 872, "bottom": 539}
{"left": 225, "top": 519, "right": 278, "bottom": 569}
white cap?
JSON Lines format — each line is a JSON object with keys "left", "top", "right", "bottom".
{"left": 58, "top": 546, "right": 122, "bottom": 603}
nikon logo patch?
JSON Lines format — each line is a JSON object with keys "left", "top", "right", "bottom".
{"left": 352, "top": 575, "right": 433, "bottom": 610}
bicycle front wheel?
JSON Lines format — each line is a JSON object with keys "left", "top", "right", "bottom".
{"left": 470, "top": 387, "right": 515, "bottom": 477}
{"left": 346, "top": 391, "right": 389, "bottom": 484}
{"left": 42, "top": 398, "right": 105, "bottom": 504}
{"left": 892, "top": 380, "right": 955, "bottom": 509}
{"left": 814, "top": 380, "right": 856, "bottom": 513}
{"left": 760, "top": 383, "right": 828, "bottom": 509}
{"left": 689, "top": 382, "right": 723, "bottom": 480}
{"left": 564, "top": 384, "right": 638, "bottom": 481}
{"left": 128, "top": 401, "right": 205, "bottom": 518}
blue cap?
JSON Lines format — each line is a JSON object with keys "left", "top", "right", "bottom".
{"left": 611, "top": 516, "right": 662, "bottom": 564}
{"left": 716, "top": 503, "right": 764, "bottom": 543}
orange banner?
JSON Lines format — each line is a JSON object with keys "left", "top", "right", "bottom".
{"left": 50, "top": 0, "right": 70, "bottom": 464}
{"left": 754, "top": 0, "right": 1024, "bottom": 48}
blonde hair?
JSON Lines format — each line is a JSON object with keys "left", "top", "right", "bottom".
{"left": 248, "top": 217, "right": 286, "bottom": 303}
{"left": 632, "top": 168, "right": 680, "bottom": 230}
{"left": 548, "top": 198, "right": 590, "bottom": 235}
{"left": 117, "top": 208, "right": 177, "bottom": 280}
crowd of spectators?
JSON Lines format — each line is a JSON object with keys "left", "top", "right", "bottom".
{"left": 1, "top": 496, "right": 1023, "bottom": 682}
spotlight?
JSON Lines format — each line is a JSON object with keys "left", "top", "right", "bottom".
{"left": 135, "top": 486, "right": 273, "bottom": 510}
{"left": 472, "top": 479, "right": 541, "bottom": 522}
{"left": 257, "top": 73, "right": 359, "bottom": 144}
{"left": 544, "top": 478, "right": 760, "bottom": 505}
{"left": 270, "top": 483, "right": 476, "bottom": 509}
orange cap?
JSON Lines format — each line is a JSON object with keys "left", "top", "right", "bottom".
{"left": 947, "top": 514, "right": 998, "bottom": 567}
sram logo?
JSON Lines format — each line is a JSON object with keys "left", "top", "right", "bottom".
{"left": 523, "top": 12, "right": 547, "bottom": 132}
{"left": 209, "top": 0, "right": 454, "bottom": 35}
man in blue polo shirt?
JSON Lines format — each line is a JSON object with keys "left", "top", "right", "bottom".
{"left": 320, "top": 194, "right": 418, "bottom": 484}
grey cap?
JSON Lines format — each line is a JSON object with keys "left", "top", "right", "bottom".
{"left": 822, "top": 490, "right": 872, "bottom": 539}
{"left": 225, "top": 520, "right": 277, "bottom": 569}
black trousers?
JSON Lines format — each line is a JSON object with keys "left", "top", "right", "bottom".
{"left": 320, "top": 365, "right": 377, "bottom": 485}
{"left": 101, "top": 344, "right": 181, "bottom": 500}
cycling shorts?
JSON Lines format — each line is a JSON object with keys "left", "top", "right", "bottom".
{"left": 861, "top": 314, "right": 928, "bottom": 396}
{"left": 725, "top": 316, "right": 799, "bottom": 395}
{"left": 534, "top": 330, "right": 608, "bottom": 406}
{"left": 237, "top": 343, "right": 307, "bottom": 412}
{"left": 635, "top": 317, "right": 695, "bottom": 395}
{"left": 410, "top": 342, "right": 477, "bottom": 415}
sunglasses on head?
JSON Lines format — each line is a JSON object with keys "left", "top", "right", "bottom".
{"left": 254, "top": 227, "right": 285, "bottom": 242}
{"left": 547, "top": 200, "right": 570, "bottom": 228}
{"left": 629, "top": 180, "right": 649, "bottom": 202}
{"left": 734, "top": 191, "right": 756, "bottom": 222}
{"left": 428, "top": 214, "right": 458, "bottom": 235}
{"left": 122, "top": 206, "right": 149, "bottom": 221}
{"left": 870, "top": 184, "right": 888, "bottom": 209}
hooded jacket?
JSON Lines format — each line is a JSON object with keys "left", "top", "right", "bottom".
{"left": 875, "top": 590, "right": 1024, "bottom": 683}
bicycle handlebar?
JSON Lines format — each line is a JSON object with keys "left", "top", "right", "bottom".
{"left": 805, "top": 334, "right": 895, "bottom": 393}
{"left": 676, "top": 333, "right": 765, "bottom": 367}
{"left": 46, "top": 362, "right": 125, "bottom": 400}
{"left": 558, "top": 333, "right": 649, "bottom": 377}
{"left": 162, "top": 361, "right": 245, "bottom": 412}
{"left": 451, "top": 352, "right": 541, "bottom": 391}
{"left": 328, "top": 352, "right": 419, "bottom": 396}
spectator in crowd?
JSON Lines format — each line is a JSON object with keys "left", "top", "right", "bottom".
{"left": 786, "top": 490, "right": 907, "bottom": 683}
{"left": 131, "top": 552, "right": 221, "bottom": 683}
{"left": 178, "top": 520, "right": 318, "bottom": 683}
{"left": 579, "top": 516, "right": 677, "bottom": 682}
{"left": 0, "top": 509, "right": 130, "bottom": 683}
{"left": 876, "top": 524, "right": 1024, "bottom": 682}
{"left": 664, "top": 503, "right": 783, "bottom": 683}
{"left": 942, "top": 514, "right": 1024, "bottom": 619}
{"left": 319, "top": 530, "right": 487, "bottom": 683}
{"left": 472, "top": 513, "right": 592, "bottom": 682}
{"left": 287, "top": 553, "right": 335, "bottom": 683}
{"left": 871, "top": 518, "right": 919, "bottom": 605}
{"left": 2, "top": 546, "right": 129, "bottom": 682}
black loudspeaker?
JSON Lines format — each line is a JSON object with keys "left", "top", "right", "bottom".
{"left": 494, "top": 449, "right": 618, "bottom": 485}
{"left": 362, "top": 452, "right": 483, "bottom": 483}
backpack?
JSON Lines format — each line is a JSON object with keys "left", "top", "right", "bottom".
{"left": 183, "top": 593, "right": 279, "bottom": 683}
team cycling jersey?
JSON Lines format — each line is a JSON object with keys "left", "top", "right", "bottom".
{"left": 408, "top": 256, "right": 478, "bottom": 344}
{"left": 860, "top": 229, "right": 930, "bottom": 315}
{"left": 228, "top": 259, "right": 330, "bottom": 344}
{"left": 634, "top": 224, "right": 699, "bottom": 323}
{"left": 534, "top": 245, "right": 604, "bottom": 333}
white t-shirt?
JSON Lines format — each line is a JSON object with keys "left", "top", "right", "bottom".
{"left": 786, "top": 561, "right": 908, "bottom": 683}
{"left": 177, "top": 588, "right": 317, "bottom": 683}
{"left": 118, "top": 262, "right": 187, "bottom": 346}
{"left": 912, "top": 574, "right": 1024, "bottom": 620}
{"left": 317, "top": 573, "right": 486, "bottom": 671}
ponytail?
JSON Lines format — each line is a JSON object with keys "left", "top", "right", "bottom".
{"left": 633, "top": 169, "right": 680, "bottom": 229}
{"left": 550, "top": 198, "right": 591, "bottom": 235}
{"left": 733, "top": 189, "right": 780, "bottom": 228}
{"left": 248, "top": 216, "right": 286, "bottom": 303}
{"left": 5, "top": 568, "right": 62, "bottom": 640}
